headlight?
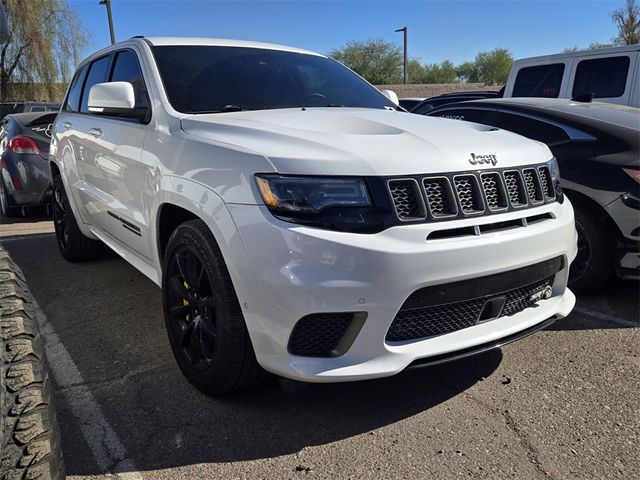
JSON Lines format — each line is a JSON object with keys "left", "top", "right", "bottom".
{"left": 254, "top": 174, "right": 393, "bottom": 232}
{"left": 546, "top": 157, "right": 564, "bottom": 203}
{"left": 255, "top": 175, "right": 371, "bottom": 213}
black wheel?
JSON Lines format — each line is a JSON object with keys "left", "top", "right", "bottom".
{"left": 569, "top": 206, "right": 614, "bottom": 292}
{"left": 52, "top": 175, "right": 105, "bottom": 262}
{"left": 0, "top": 181, "right": 19, "bottom": 218}
{"left": 162, "top": 219, "right": 268, "bottom": 395}
{"left": 0, "top": 249, "right": 64, "bottom": 480}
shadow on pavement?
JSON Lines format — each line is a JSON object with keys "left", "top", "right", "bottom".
{"left": 0, "top": 208, "right": 50, "bottom": 224}
{"left": 549, "top": 278, "right": 639, "bottom": 331}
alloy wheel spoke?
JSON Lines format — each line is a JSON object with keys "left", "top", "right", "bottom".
{"left": 178, "top": 321, "right": 195, "bottom": 349}
{"left": 170, "top": 303, "right": 192, "bottom": 319}
{"left": 170, "top": 275, "right": 189, "bottom": 298}
{"left": 201, "top": 316, "right": 217, "bottom": 340}
{"left": 189, "top": 321, "right": 206, "bottom": 365}
{"left": 201, "top": 296, "right": 215, "bottom": 310}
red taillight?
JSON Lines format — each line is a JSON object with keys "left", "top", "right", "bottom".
{"left": 623, "top": 167, "right": 640, "bottom": 184}
{"left": 9, "top": 136, "right": 40, "bottom": 155}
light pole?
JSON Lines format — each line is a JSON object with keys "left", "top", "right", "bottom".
{"left": 99, "top": 0, "right": 116, "bottom": 45}
{"left": 395, "top": 26, "right": 408, "bottom": 84}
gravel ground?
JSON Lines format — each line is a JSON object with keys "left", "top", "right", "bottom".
{"left": 1, "top": 220, "right": 638, "bottom": 480}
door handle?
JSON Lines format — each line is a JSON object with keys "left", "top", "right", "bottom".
{"left": 62, "top": 122, "right": 72, "bottom": 129}
{"left": 88, "top": 128, "right": 102, "bottom": 138}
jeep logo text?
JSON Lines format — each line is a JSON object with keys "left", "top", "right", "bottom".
{"left": 468, "top": 153, "right": 498, "bottom": 166}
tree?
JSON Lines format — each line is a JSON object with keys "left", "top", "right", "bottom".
{"left": 421, "top": 60, "right": 458, "bottom": 83}
{"left": 456, "top": 48, "right": 513, "bottom": 85}
{"left": 329, "top": 39, "right": 402, "bottom": 84}
{"left": 611, "top": 0, "right": 640, "bottom": 45}
{"left": 0, "top": 0, "right": 87, "bottom": 101}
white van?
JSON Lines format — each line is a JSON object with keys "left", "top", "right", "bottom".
{"left": 503, "top": 44, "right": 640, "bottom": 107}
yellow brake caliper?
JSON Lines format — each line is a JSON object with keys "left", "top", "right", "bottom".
{"left": 183, "top": 280, "right": 191, "bottom": 321}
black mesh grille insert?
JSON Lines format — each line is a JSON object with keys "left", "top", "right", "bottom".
{"left": 389, "top": 180, "right": 424, "bottom": 220}
{"left": 288, "top": 313, "right": 354, "bottom": 357}
{"left": 538, "top": 166, "right": 555, "bottom": 199}
{"left": 523, "top": 168, "right": 543, "bottom": 204}
{"left": 423, "top": 177, "right": 456, "bottom": 217}
{"left": 454, "top": 175, "right": 484, "bottom": 214}
{"left": 480, "top": 173, "right": 508, "bottom": 210}
{"left": 503, "top": 171, "right": 528, "bottom": 207}
{"left": 386, "top": 276, "right": 554, "bottom": 342}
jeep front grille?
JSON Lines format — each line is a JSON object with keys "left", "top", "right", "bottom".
{"left": 387, "top": 164, "right": 555, "bottom": 222}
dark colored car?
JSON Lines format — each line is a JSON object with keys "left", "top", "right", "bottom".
{"left": 427, "top": 97, "right": 640, "bottom": 291}
{"left": 0, "top": 101, "right": 61, "bottom": 121}
{"left": 0, "top": 111, "right": 56, "bottom": 216}
{"left": 398, "top": 97, "right": 426, "bottom": 110}
{"left": 410, "top": 90, "right": 502, "bottom": 115}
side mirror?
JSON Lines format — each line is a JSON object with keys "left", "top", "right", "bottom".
{"left": 88, "top": 82, "right": 135, "bottom": 115}
{"left": 0, "top": 5, "right": 9, "bottom": 43}
{"left": 380, "top": 89, "right": 399, "bottom": 106}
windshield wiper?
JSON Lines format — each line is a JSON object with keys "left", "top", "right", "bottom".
{"left": 326, "top": 104, "right": 345, "bottom": 107}
{"left": 190, "top": 105, "right": 247, "bottom": 114}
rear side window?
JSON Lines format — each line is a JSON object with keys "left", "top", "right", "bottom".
{"left": 65, "top": 64, "right": 89, "bottom": 112}
{"left": 572, "top": 56, "right": 630, "bottom": 98}
{"left": 110, "top": 50, "right": 150, "bottom": 110}
{"left": 513, "top": 64, "right": 565, "bottom": 98}
{"left": 80, "top": 55, "right": 111, "bottom": 113}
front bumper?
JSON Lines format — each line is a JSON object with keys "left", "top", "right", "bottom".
{"left": 228, "top": 199, "right": 577, "bottom": 382}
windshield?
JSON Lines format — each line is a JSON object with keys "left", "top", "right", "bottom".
{"left": 152, "top": 45, "right": 395, "bottom": 113}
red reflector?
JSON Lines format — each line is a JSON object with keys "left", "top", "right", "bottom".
{"left": 11, "top": 175, "right": 23, "bottom": 190}
{"left": 9, "top": 136, "right": 40, "bottom": 155}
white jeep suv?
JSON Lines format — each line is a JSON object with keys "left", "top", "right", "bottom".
{"left": 50, "top": 37, "right": 577, "bottom": 394}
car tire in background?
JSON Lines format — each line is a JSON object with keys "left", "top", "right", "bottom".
{"left": 0, "top": 182, "right": 19, "bottom": 218}
{"left": 52, "top": 175, "right": 105, "bottom": 262}
{"left": 162, "top": 219, "right": 269, "bottom": 395}
{"left": 0, "top": 248, "right": 64, "bottom": 479}
{"left": 569, "top": 206, "right": 614, "bottom": 292}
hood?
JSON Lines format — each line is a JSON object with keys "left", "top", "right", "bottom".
{"left": 180, "top": 108, "right": 552, "bottom": 176}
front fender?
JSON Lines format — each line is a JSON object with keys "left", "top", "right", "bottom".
{"left": 153, "top": 177, "right": 259, "bottom": 337}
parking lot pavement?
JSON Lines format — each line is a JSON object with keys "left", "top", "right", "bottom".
{"left": 1, "top": 220, "right": 638, "bottom": 480}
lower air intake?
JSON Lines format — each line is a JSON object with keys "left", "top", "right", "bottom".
{"left": 386, "top": 276, "right": 555, "bottom": 342}
{"left": 288, "top": 312, "right": 365, "bottom": 357}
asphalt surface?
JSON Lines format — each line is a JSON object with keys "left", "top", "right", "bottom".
{"left": 1, "top": 216, "right": 639, "bottom": 480}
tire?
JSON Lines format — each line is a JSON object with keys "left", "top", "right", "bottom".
{"left": 0, "top": 182, "right": 19, "bottom": 219}
{"left": 0, "top": 249, "right": 64, "bottom": 480}
{"left": 569, "top": 206, "right": 614, "bottom": 292}
{"left": 162, "top": 219, "right": 269, "bottom": 395}
{"left": 52, "top": 175, "right": 105, "bottom": 262}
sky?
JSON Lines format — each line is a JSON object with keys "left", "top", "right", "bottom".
{"left": 69, "top": 0, "right": 622, "bottom": 65}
